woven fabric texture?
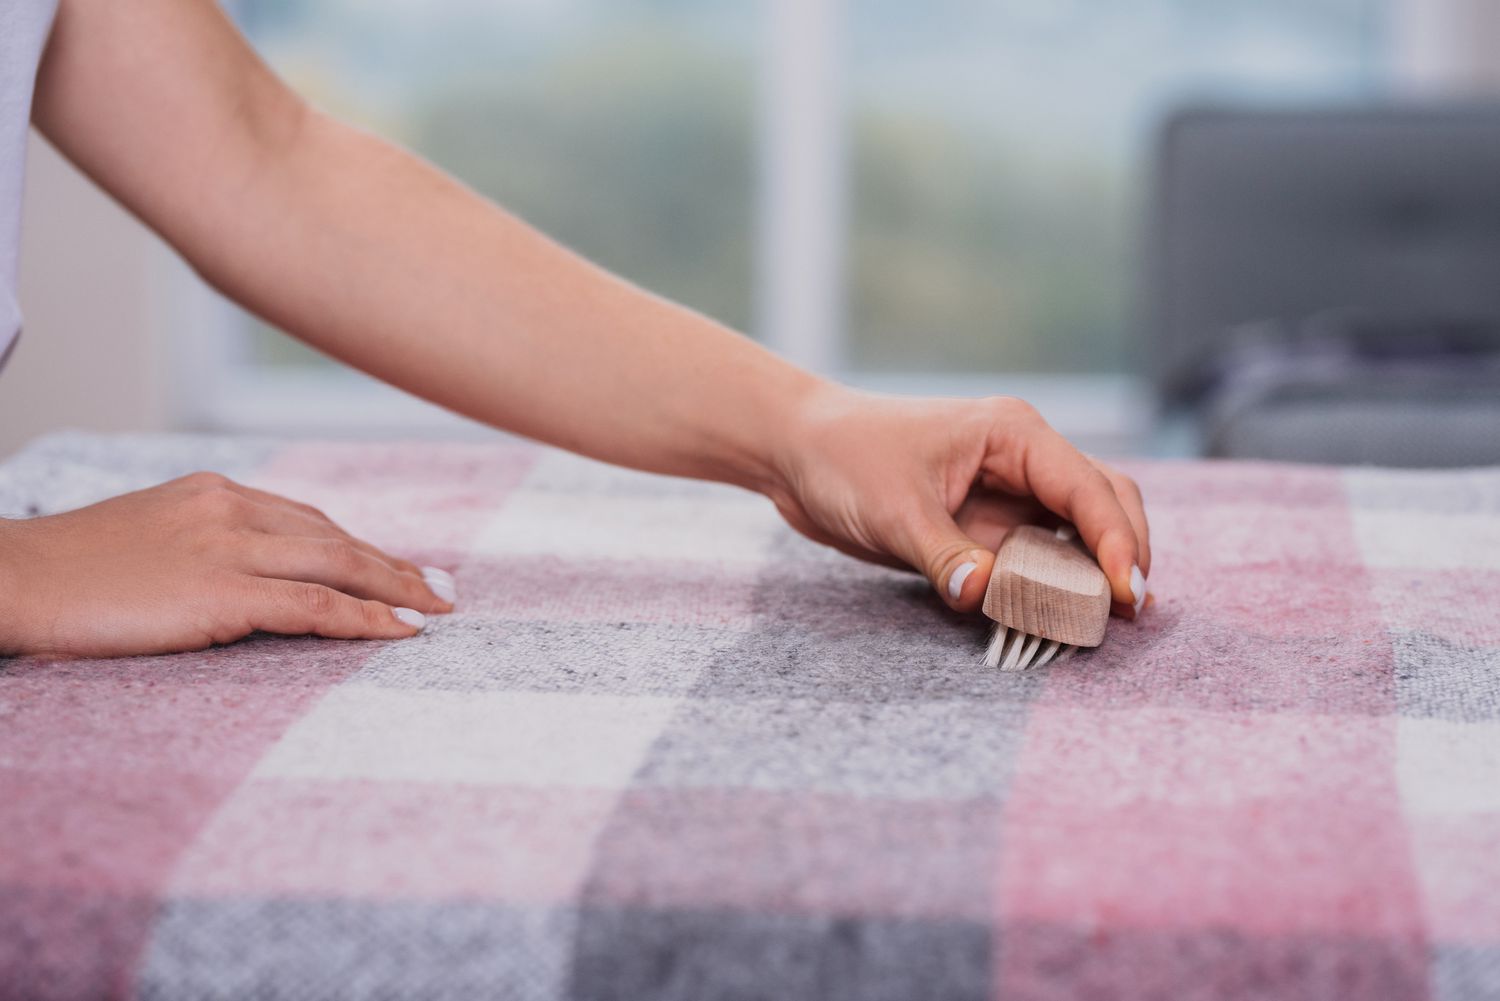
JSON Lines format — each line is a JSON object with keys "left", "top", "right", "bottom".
{"left": 1, "top": 432, "right": 1498, "bottom": 1001}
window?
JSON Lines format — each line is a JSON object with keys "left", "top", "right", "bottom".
{"left": 845, "top": 0, "right": 1386, "bottom": 374}
{"left": 182, "top": 0, "right": 1389, "bottom": 442}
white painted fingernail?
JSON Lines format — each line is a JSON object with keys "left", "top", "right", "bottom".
{"left": 948, "top": 561, "right": 978, "bottom": 602}
{"left": 393, "top": 607, "right": 426, "bottom": 630}
{"left": 1055, "top": 524, "right": 1076, "bottom": 541}
{"left": 423, "top": 571, "right": 457, "bottom": 603}
{"left": 422, "top": 566, "right": 454, "bottom": 586}
{"left": 1130, "top": 565, "right": 1147, "bottom": 615}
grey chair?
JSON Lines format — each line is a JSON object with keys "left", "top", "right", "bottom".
{"left": 1142, "top": 106, "right": 1500, "bottom": 467}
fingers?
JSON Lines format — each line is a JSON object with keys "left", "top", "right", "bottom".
{"left": 223, "top": 481, "right": 427, "bottom": 578}
{"left": 1079, "top": 462, "right": 1151, "bottom": 617}
{"left": 779, "top": 494, "right": 984, "bottom": 600}
{"left": 246, "top": 535, "right": 453, "bottom": 614}
{"left": 983, "top": 410, "right": 1144, "bottom": 612}
{"left": 902, "top": 504, "right": 994, "bottom": 613}
{"left": 169, "top": 472, "right": 455, "bottom": 623}
{"left": 1088, "top": 458, "right": 1152, "bottom": 577}
{"left": 243, "top": 578, "right": 428, "bottom": 640}
{"left": 171, "top": 471, "right": 422, "bottom": 577}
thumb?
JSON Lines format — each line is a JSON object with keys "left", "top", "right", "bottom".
{"left": 903, "top": 507, "right": 994, "bottom": 613}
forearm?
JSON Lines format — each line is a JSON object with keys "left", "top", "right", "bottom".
{"left": 193, "top": 111, "right": 822, "bottom": 493}
{"left": 33, "top": 0, "right": 821, "bottom": 493}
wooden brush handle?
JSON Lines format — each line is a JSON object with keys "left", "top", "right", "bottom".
{"left": 981, "top": 525, "right": 1111, "bottom": 647}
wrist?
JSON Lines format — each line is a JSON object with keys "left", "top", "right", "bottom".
{"left": 750, "top": 374, "right": 859, "bottom": 505}
{"left": 731, "top": 363, "right": 840, "bottom": 503}
{"left": 670, "top": 322, "right": 835, "bottom": 500}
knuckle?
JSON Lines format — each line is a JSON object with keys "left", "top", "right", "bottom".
{"left": 929, "top": 540, "right": 974, "bottom": 581}
{"left": 194, "top": 485, "right": 245, "bottom": 521}
{"left": 1066, "top": 470, "right": 1118, "bottom": 518}
{"left": 366, "top": 600, "right": 393, "bottom": 628}
{"left": 325, "top": 540, "right": 363, "bottom": 573}
{"left": 1097, "top": 462, "right": 1142, "bottom": 501}
{"left": 182, "top": 471, "right": 232, "bottom": 491}
{"left": 1064, "top": 483, "right": 1086, "bottom": 514}
{"left": 989, "top": 395, "right": 1042, "bottom": 426}
{"left": 203, "top": 598, "right": 253, "bottom": 645}
{"left": 203, "top": 574, "right": 250, "bottom": 626}
{"left": 296, "top": 582, "right": 338, "bottom": 618}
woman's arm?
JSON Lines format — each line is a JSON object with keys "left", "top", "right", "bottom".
{"left": 33, "top": 0, "right": 811, "bottom": 494}
{"left": 28, "top": 0, "right": 1151, "bottom": 639}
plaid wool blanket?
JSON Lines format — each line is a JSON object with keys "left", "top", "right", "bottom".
{"left": 1, "top": 432, "right": 1497, "bottom": 1001}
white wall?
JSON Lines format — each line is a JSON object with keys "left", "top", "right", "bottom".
{"left": 0, "top": 135, "right": 173, "bottom": 460}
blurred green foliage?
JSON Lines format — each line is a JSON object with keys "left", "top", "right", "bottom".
{"left": 849, "top": 113, "right": 1126, "bottom": 372}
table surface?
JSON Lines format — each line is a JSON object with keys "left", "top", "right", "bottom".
{"left": 1, "top": 433, "right": 1498, "bottom": 1001}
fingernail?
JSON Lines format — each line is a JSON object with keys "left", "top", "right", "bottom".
{"left": 1054, "top": 524, "right": 1076, "bottom": 541}
{"left": 948, "top": 561, "right": 978, "bottom": 602}
{"left": 393, "top": 607, "right": 426, "bottom": 630}
{"left": 422, "top": 566, "right": 454, "bottom": 587}
{"left": 1130, "top": 565, "right": 1147, "bottom": 615}
{"left": 423, "top": 569, "right": 457, "bottom": 604}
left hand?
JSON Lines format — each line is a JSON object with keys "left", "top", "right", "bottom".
{"left": 766, "top": 386, "right": 1151, "bottom": 618}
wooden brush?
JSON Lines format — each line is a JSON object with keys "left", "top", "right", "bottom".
{"left": 981, "top": 524, "right": 1111, "bottom": 670}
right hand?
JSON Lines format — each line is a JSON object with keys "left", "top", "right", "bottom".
{"left": 766, "top": 387, "right": 1152, "bottom": 617}
{"left": 0, "top": 471, "right": 455, "bottom": 658}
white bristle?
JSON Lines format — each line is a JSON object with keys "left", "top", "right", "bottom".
{"left": 993, "top": 629, "right": 1018, "bottom": 670}
{"left": 984, "top": 629, "right": 1079, "bottom": 671}
{"left": 1031, "top": 639, "right": 1062, "bottom": 669}
{"left": 982, "top": 625, "right": 1010, "bottom": 668}
{"left": 999, "top": 629, "right": 1028, "bottom": 671}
